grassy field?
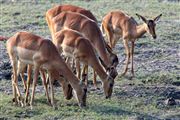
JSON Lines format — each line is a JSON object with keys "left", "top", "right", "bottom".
{"left": 0, "top": 0, "right": 180, "bottom": 119}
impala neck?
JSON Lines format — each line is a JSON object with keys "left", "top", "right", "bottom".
{"left": 90, "top": 57, "right": 108, "bottom": 82}
{"left": 134, "top": 23, "right": 147, "bottom": 38}
{"left": 94, "top": 36, "right": 111, "bottom": 67}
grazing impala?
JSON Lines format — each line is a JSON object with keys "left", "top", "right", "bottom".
{"left": 101, "top": 11, "right": 162, "bottom": 76}
{"left": 46, "top": 4, "right": 97, "bottom": 41}
{"left": 53, "top": 28, "right": 117, "bottom": 98}
{"left": 6, "top": 31, "right": 87, "bottom": 108}
{"left": 47, "top": 11, "right": 118, "bottom": 87}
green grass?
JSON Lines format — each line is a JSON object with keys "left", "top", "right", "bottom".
{"left": 0, "top": 0, "right": 179, "bottom": 119}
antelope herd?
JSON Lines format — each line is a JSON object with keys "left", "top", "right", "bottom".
{"left": 5, "top": 4, "right": 162, "bottom": 109}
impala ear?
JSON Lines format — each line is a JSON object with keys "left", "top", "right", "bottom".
{"left": 136, "top": 13, "right": 147, "bottom": 23}
{"left": 153, "top": 14, "right": 162, "bottom": 22}
{"left": 99, "top": 57, "right": 108, "bottom": 70}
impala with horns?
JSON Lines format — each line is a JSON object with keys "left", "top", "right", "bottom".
{"left": 53, "top": 28, "right": 117, "bottom": 98}
{"left": 101, "top": 10, "right": 162, "bottom": 76}
{"left": 47, "top": 11, "right": 118, "bottom": 89}
{"left": 6, "top": 31, "right": 87, "bottom": 108}
{"left": 46, "top": 4, "right": 97, "bottom": 41}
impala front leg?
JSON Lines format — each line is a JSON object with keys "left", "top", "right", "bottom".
{"left": 121, "top": 39, "right": 130, "bottom": 76}
{"left": 16, "top": 61, "right": 27, "bottom": 107}
{"left": 40, "top": 70, "right": 51, "bottom": 104}
{"left": 93, "top": 70, "right": 99, "bottom": 89}
{"left": 82, "top": 64, "right": 88, "bottom": 86}
{"left": 48, "top": 70, "right": 56, "bottom": 109}
{"left": 30, "top": 65, "right": 40, "bottom": 109}
{"left": 131, "top": 41, "right": 135, "bottom": 77}
{"left": 75, "top": 60, "right": 81, "bottom": 79}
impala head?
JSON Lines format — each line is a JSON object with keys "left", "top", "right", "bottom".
{"left": 136, "top": 13, "right": 162, "bottom": 39}
{"left": 103, "top": 73, "right": 115, "bottom": 99}
{"left": 62, "top": 83, "right": 73, "bottom": 100}
{"left": 74, "top": 80, "right": 87, "bottom": 108}
{"left": 99, "top": 57, "right": 118, "bottom": 98}
{"left": 58, "top": 75, "right": 73, "bottom": 100}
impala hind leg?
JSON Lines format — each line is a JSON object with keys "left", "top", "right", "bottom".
{"left": 121, "top": 39, "right": 130, "bottom": 76}
{"left": 16, "top": 61, "right": 27, "bottom": 106}
{"left": 103, "top": 23, "right": 114, "bottom": 48}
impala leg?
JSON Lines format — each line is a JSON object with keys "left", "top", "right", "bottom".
{"left": 93, "top": 69, "right": 99, "bottom": 89}
{"left": 72, "top": 59, "right": 76, "bottom": 74}
{"left": 48, "top": 70, "right": 56, "bottom": 109}
{"left": 82, "top": 64, "right": 88, "bottom": 86}
{"left": 65, "top": 57, "right": 71, "bottom": 68}
{"left": 131, "top": 41, "right": 135, "bottom": 77}
{"left": 17, "top": 61, "right": 28, "bottom": 107}
{"left": 11, "top": 60, "right": 17, "bottom": 105}
{"left": 103, "top": 22, "right": 114, "bottom": 48}
{"left": 76, "top": 60, "right": 81, "bottom": 79}
{"left": 30, "top": 65, "right": 39, "bottom": 109}
{"left": 107, "top": 29, "right": 114, "bottom": 48}
{"left": 25, "top": 65, "right": 32, "bottom": 105}
{"left": 85, "top": 65, "right": 88, "bottom": 86}
{"left": 40, "top": 70, "right": 51, "bottom": 104}
{"left": 122, "top": 39, "right": 130, "bottom": 76}
{"left": 20, "top": 66, "right": 27, "bottom": 93}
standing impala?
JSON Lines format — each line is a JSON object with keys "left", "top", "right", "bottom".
{"left": 47, "top": 11, "right": 118, "bottom": 87}
{"left": 6, "top": 31, "right": 87, "bottom": 108}
{"left": 101, "top": 11, "right": 162, "bottom": 76}
{"left": 53, "top": 28, "right": 117, "bottom": 98}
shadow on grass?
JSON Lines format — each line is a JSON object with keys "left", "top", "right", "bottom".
{"left": 89, "top": 104, "right": 160, "bottom": 119}
{"left": 91, "top": 105, "right": 159, "bottom": 120}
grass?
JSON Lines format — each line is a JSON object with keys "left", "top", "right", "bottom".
{"left": 0, "top": 0, "right": 180, "bottom": 119}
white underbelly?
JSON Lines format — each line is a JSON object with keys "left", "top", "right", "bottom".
{"left": 61, "top": 44, "right": 75, "bottom": 58}
{"left": 14, "top": 46, "right": 36, "bottom": 60}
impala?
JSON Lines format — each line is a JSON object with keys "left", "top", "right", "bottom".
{"left": 46, "top": 11, "right": 118, "bottom": 88}
{"left": 46, "top": 4, "right": 97, "bottom": 41}
{"left": 6, "top": 31, "right": 87, "bottom": 108}
{"left": 101, "top": 10, "right": 162, "bottom": 76}
{"left": 53, "top": 28, "right": 117, "bottom": 98}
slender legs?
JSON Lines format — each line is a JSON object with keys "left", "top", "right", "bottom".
{"left": 121, "top": 39, "right": 135, "bottom": 77}
{"left": 47, "top": 70, "right": 55, "bottom": 109}
{"left": 40, "top": 70, "right": 51, "bottom": 104}
{"left": 93, "top": 70, "right": 98, "bottom": 89}
{"left": 131, "top": 41, "right": 135, "bottom": 76}
{"left": 30, "top": 65, "right": 39, "bottom": 109}
{"left": 122, "top": 39, "right": 130, "bottom": 76}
